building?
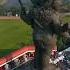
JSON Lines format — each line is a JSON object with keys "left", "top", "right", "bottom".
{"left": 0, "top": 45, "right": 35, "bottom": 70}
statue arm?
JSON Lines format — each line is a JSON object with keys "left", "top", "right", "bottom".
{"left": 18, "top": 0, "right": 33, "bottom": 25}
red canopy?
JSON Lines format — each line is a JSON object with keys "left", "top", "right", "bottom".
{"left": 0, "top": 45, "right": 35, "bottom": 67}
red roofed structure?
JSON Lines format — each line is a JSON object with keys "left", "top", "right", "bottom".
{"left": 0, "top": 45, "right": 35, "bottom": 70}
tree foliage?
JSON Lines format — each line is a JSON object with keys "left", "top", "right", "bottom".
{"left": 31, "top": 0, "right": 48, "bottom": 7}
{"left": 0, "top": 5, "right": 7, "bottom": 16}
{"left": 9, "top": 6, "right": 20, "bottom": 16}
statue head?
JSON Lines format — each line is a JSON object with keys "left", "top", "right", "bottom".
{"left": 52, "top": 0, "right": 63, "bottom": 11}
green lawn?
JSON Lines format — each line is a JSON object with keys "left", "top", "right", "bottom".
{"left": 63, "top": 15, "right": 70, "bottom": 23}
{"left": 0, "top": 19, "right": 33, "bottom": 58}
{"left": 0, "top": 15, "right": 70, "bottom": 58}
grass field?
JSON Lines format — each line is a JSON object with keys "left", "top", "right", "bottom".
{"left": 63, "top": 15, "right": 70, "bottom": 23}
{"left": 0, "top": 19, "right": 33, "bottom": 58}
{"left": 0, "top": 16, "right": 70, "bottom": 58}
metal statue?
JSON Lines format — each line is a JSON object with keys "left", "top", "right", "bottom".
{"left": 18, "top": 0, "right": 70, "bottom": 70}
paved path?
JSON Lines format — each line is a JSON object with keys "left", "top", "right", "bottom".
{"left": 0, "top": 16, "right": 20, "bottom": 19}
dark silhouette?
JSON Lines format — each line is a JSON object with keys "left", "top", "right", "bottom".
{"left": 18, "top": 0, "right": 70, "bottom": 70}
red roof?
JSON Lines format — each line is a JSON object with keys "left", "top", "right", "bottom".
{"left": 0, "top": 45, "right": 35, "bottom": 67}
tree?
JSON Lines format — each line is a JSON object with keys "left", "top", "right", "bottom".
{"left": 9, "top": 6, "right": 20, "bottom": 16}
{"left": 0, "top": 5, "right": 7, "bottom": 16}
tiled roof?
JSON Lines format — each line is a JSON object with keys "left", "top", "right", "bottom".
{"left": 0, "top": 45, "right": 35, "bottom": 67}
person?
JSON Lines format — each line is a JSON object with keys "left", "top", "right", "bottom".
{"left": 18, "top": 0, "right": 70, "bottom": 70}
